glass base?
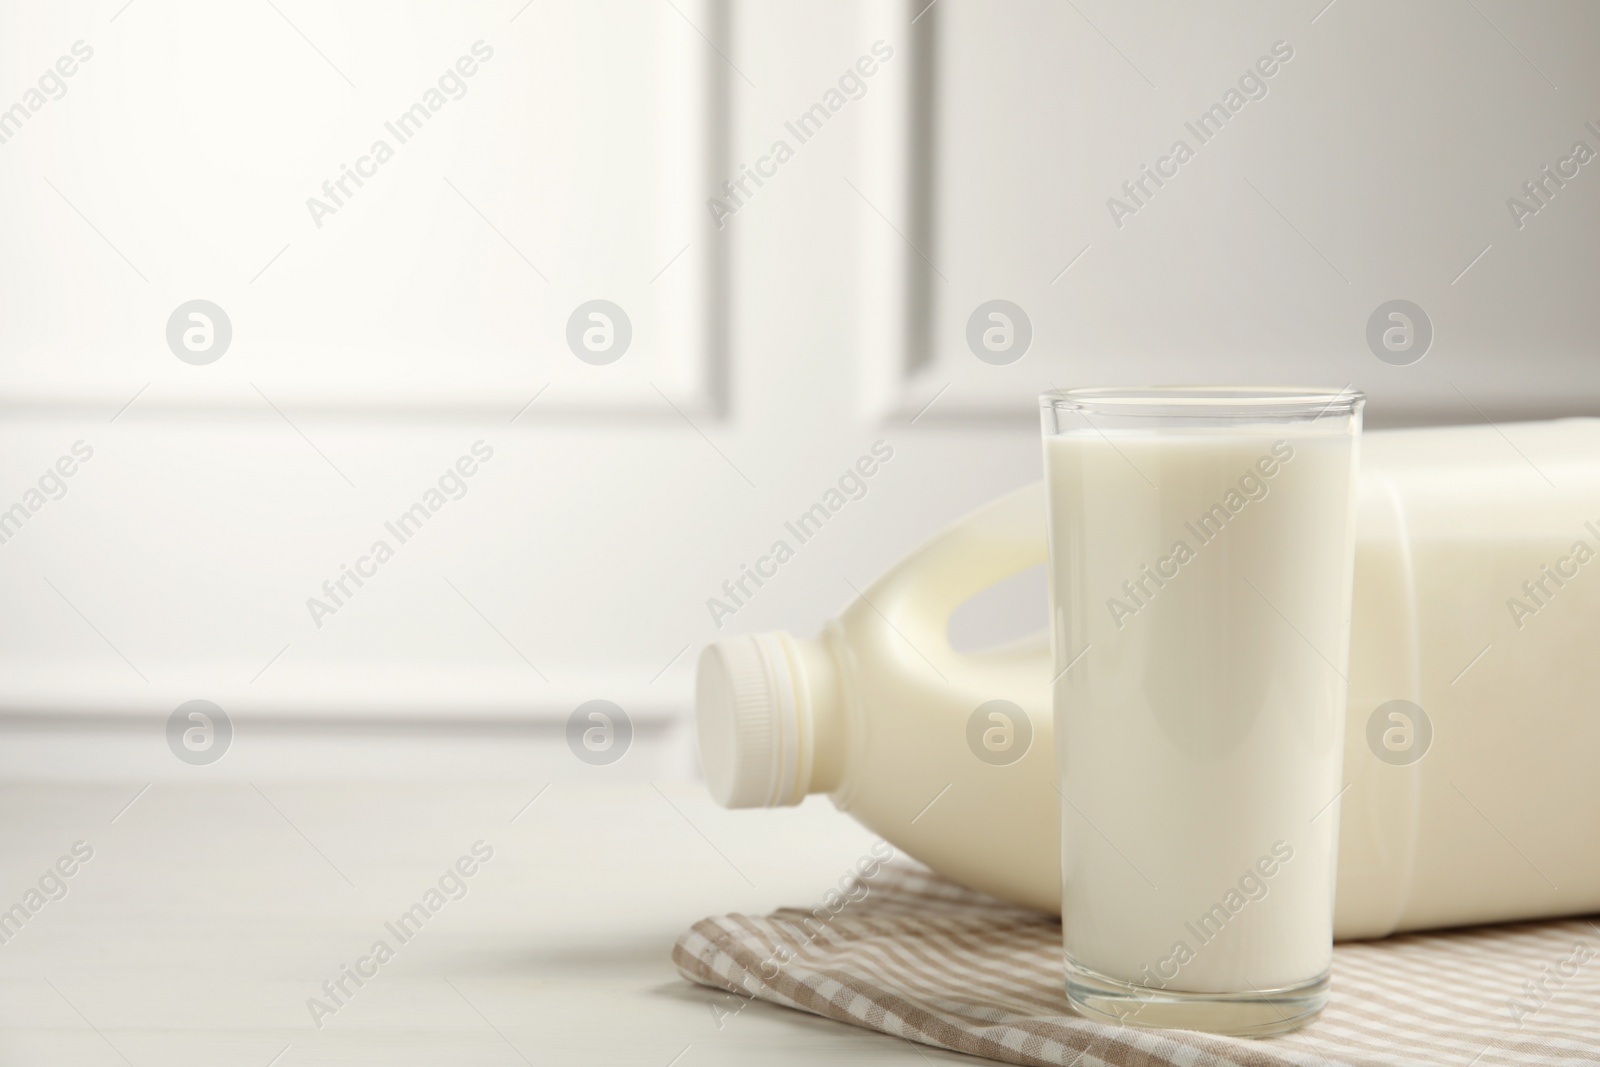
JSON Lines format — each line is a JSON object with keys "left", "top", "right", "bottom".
{"left": 1064, "top": 959, "right": 1329, "bottom": 1037}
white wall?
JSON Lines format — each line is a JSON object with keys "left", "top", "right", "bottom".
{"left": 902, "top": 0, "right": 1600, "bottom": 427}
{"left": 0, "top": 1, "right": 1595, "bottom": 752}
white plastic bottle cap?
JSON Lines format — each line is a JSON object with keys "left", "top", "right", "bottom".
{"left": 695, "top": 633, "right": 807, "bottom": 809}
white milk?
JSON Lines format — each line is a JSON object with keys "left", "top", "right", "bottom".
{"left": 1046, "top": 429, "right": 1358, "bottom": 994}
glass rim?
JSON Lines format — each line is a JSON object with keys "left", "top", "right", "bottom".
{"left": 1041, "top": 386, "right": 1364, "bottom": 420}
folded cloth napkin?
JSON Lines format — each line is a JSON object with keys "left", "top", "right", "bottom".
{"left": 673, "top": 861, "right": 1600, "bottom": 1067}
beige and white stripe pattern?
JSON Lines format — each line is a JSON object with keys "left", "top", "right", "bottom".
{"left": 673, "top": 863, "right": 1600, "bottom": 1066}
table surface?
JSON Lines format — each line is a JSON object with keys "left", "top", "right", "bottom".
{"left": 0, "top": 770, "right": 997, "bottom": 1066}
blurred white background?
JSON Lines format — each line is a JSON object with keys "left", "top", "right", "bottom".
{"left": 0, "top": 0, "right": 1596, "bottom": 771}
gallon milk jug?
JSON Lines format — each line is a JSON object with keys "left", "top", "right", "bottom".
{"left": 695, "top": 418, "right": 1600, "bottom": 940}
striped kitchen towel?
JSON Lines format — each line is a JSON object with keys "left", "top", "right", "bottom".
{"left": 673, "top": 860, "right": 1600, "bottom": 1067}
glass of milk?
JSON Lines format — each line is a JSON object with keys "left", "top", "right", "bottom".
{"left": 1041, "top": 386, "right": 1363, "bottom": 1036}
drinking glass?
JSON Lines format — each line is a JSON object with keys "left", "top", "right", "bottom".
{"left": 1041, "top": 386, "right": 1363, "bottom": 1035}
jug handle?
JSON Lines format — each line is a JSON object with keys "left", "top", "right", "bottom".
{"left": 859, "top": 481, "right": 1048, "bottom": 652}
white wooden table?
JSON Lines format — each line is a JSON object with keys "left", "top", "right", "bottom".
{"left": 0, "top": 741, "right": 992, "bottom": 1066}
